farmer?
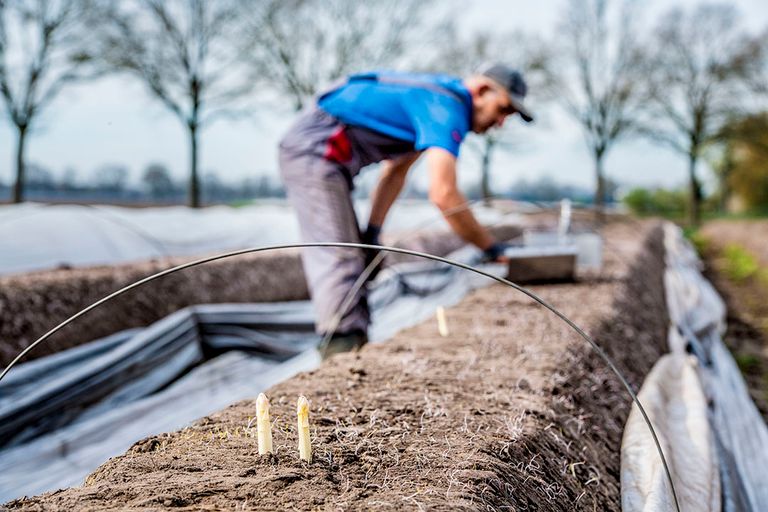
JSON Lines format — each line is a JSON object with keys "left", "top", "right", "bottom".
{"left": 278, "top": 64, "right": 534, "bottom": 357}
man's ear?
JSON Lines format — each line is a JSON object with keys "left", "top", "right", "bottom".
{"left": 477, "top": 83, "right": 492, "bottom": 96}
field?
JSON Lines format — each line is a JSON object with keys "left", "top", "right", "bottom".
{"left": 699, "top": 219, "right": 768, "bottom": 420}
{"left": 7, "top": 220, "right": 669, "bottom": 511}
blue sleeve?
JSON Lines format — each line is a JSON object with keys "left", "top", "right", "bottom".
{"left": 405, "top": 90, "right": 469, "bottom": 157}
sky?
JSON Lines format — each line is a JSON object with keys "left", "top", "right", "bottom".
{"left": 1, "top": 0, "right": 767, "bottom": 196}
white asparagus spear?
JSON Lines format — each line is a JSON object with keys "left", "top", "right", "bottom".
{"left": 436, "top": 306, "right": 449, "bottom": 337}
{"left": 256, "top": 393, "right": 273, "bottom": 455}
{"left": 297, "top": 395, "right": 312, "bottom": 462}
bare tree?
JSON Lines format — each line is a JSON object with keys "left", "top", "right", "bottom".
{"left": 243, "top": 0, "right": 435, "bottom": 111}
{"left": 643, "top": 3, "right": 763, "bottom": 226}
{"left": 0, "top": 0, "right": 91, "bottom": 203}
{"left": 85, "top": 0, "right": 251, "bottom": 208}
{"left": 553, "top": 0, "right": 646, "bottom": 219}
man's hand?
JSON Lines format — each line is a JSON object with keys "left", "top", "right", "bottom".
{"left": 361, "top": 223, "right": 383, "bottom": 281}
{"left": 361, "top": 223, "right": 382, "bottom": 247}
{"left": 482, "top": 242, "right": 512, "bottom": 263}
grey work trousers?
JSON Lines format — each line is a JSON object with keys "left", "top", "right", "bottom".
{"left": 278, "top": 152, "right": 369, "bottom": 335}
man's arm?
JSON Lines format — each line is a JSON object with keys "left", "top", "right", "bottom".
{"left": 367, "top": 152, "right": 421, "bottom": 228}
{"left": 426, "top": 147, "right": 496, "bottom": 251}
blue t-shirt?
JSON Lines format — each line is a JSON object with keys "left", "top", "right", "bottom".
{"left": 317, "top": 71, "right": 473, "bottom": 157}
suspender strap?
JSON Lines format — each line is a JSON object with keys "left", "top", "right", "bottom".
{"left": 319, "top": 72, "right": 466, "bottom": 104}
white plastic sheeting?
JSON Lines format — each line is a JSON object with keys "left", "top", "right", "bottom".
{"left": 0, "top": 201, "right": 509, "bottom": 276}
{"left": 621, "top": 353, "right": 720, "bottom": 512}
{"left": 621, "top": 223, "right": 768, "bottom": 512}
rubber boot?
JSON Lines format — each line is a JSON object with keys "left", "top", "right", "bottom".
{"left": 320, "top": 329, "right": 368, "bottom": 360}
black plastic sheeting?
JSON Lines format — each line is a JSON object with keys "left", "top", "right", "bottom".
{"left": 0, "top": 304, "right": 319, "bottom": 448}
{"left": 0, "top": 248, "right": 498, "bottom": 502}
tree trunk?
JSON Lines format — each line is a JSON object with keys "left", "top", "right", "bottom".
{"left": 481, "top": 136, "right": 495, "bottom": 207}
{"left": 718, "top": 170, "right": 729, "bottom": 214}
{"left": 718, "top": 147, "right": 733, "bottom": 214}
{"left": 688, "top": 152, "right": 701, "bottom": 227}
{"left": 189, "top": 123, "right": 200, "bottom": 208}
{"left": 594, "top": 150, "right": 605, "bottom": 224}
{"left": 13, "top": 125, "right": 28, "bottom": 204}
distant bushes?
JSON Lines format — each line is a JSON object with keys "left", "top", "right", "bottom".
{"left": 622, "top": 187, "right": 688, "bottom": 218}
{"left": 722, "top": 244, "right": 760, "bottom": 282}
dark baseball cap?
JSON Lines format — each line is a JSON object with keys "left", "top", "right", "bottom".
{"left": 481, "top": 64, "right": 534, "bottom": 123}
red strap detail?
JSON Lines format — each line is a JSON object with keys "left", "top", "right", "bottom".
{"left": 324, "top": 127, "right": 352, "bottom": 164}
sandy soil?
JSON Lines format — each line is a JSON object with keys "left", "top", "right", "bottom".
{"left": 7, "top": 220, "right": 668, "bottom": 511}
{"left": 701, "top": 219, "right": 768, "bottom": 266}
{"left": 699, "top": 220, "right": 768, "bottom": 421}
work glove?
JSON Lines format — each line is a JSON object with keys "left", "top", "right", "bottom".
{"left": 482, "top": 242, "right": 512, "bottom": 263}
{"left": 361, "top": 223, "right": 383, "bottom": 281}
